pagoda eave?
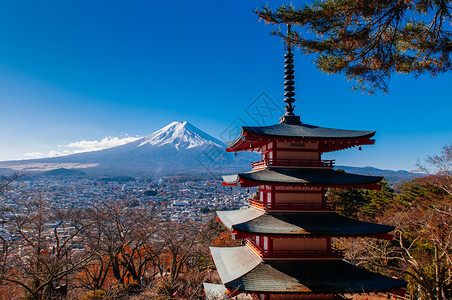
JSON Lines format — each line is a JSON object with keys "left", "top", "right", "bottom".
{"left": 222, "top": 168, "right": 383, "bottom": 190}
{"left": 223, "top": 180, "right": 382, "bottom": 190}
{"left": 226, "top": 135, "right": 375, "bottom": 153}
{"left": 217, "top": 208, "right": 395, "bottom": 239}
{"left": 211, "top": 246, "right": 406, "bottom": 295}
{"left": 231, "top": 230, "right": 394, "bottom": 240}
{"left": 226, "top": 123, "right": 377, "bottom": 153}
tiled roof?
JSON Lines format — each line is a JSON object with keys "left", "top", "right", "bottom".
{"left": 217, "top": 208, "right": 264, "bottom": 230}
{"left": 217, "top": 208, "right": 394, "bottom": 236}
{"left": 210, "top": 246, "right": 262, "bottom": 283}
{"left": 211, "top": 246, "right": 406, "bottom": 294}
{"left": 223, "top": 168, "right": 383, "bottom": 187}
{"left": 227, "top": 122, "right": 375, "bottom": 147}
{"left": 227, "top": 259, "right": 406, "bottom": 293}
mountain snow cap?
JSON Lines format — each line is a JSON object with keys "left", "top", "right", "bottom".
{"left": 138, "top": 121, "right": 224, "bottom": 150}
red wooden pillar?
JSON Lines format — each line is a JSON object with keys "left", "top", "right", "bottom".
{"left": 269, "top": 236, "right": 273, "bottom": 255}
{"left": 273, "top": 142, "right": 277, "bottom": 163}
{"left": 271, "top": 185, "right": 275, "bottom": 209}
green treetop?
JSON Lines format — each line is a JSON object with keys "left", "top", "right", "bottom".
{"left": 256, "top": 0, "right": 452, "bottom": 93}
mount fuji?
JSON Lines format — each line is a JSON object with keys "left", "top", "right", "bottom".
{"left": 0, "top": 121, "right": 258, "bottom": 176}
{"left": 137, "top": 121, "right": 224, "bottom": 150}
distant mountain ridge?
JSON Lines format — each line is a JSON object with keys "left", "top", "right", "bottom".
{"left": 0, "top": 121, "right": 258, "bottom": 176}
{"left": 335, "top": 165, "right": 422, "bottom": 185}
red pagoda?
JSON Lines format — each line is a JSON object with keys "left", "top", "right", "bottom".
{"left": 204, "top": 26, "right": 406, "bottom": 300}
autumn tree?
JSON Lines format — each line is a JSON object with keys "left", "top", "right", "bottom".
{"left": 0, "top": 190, "right": 90, "bottom": 299}
{"left": 137, "top": 217, "right": 224, "bottom": 299}
{"left": 79, "top": 199, "right": 160, "bottom": 292}
{"left": 256, "top": 0, "right": 452, "bottom": 93}
{"left": 342, "top": 146, "right": 452, "bottom": 300}
{"left": 0, "top": 173, "right": 22, "bottom": 194}
{"left": 205, "top": 217, "right": 240, "bottom": 248}
{"left": 351, "top": 180, "right": 452, "bottom": 300}
{"left": 153, "top": 221, "right": 202, "bottom": 291}
{"left": 418, "top": 143, "right": 452, "bottom": 195}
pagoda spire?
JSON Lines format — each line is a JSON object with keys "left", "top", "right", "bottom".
{"left": 279, "top": 23, "right": 301, "bottom": 125}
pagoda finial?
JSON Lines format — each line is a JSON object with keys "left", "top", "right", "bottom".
{"left": 279, "top": 23, "right": 301, "bottom": 125}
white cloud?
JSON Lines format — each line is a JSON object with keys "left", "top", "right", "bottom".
{"left": 24, "top": 152, "right": 47, "bottom": 159}
{"left": 65, "top": 136, "right": 141, "bottom": 152}
{"left": 23, "top": 135, "right": 141, "bottom": 159}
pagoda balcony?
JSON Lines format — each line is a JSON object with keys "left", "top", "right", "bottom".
{"left": 251, "top": 158, "right": 335, "bottom": 170}
{"left": 249, "top": 199, "right": 335, "bottom": 211}
{"left": 245, "top": 239, "right": 344, "bottom": 260}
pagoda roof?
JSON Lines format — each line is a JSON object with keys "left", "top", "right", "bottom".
{"left": 222, "top": 168, "right": 383, "bottom": 189}
{"left": 227, "top": 123, "right": 375, "bottom": 152}
{"left": 217, "top": 208, "right": 394, "bottom": 237}
{"left": 211, "top": 245, "right": 262, "bottom": 284}
{"left": 211, "top": 246, "right": 406, "bottom": 294}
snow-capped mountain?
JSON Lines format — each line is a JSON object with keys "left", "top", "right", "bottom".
{"left": 138, "top": 121, "right": 223, "bottom": 150}
{"left": 0, "top": 121, "right": 258, "bottom": 176}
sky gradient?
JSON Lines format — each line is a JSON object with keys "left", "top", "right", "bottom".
{"left": 0, "top": 0, "right": 450, "bottom": 171}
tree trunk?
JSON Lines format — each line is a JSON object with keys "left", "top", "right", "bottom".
{"left": 435, "top": 244, "right": 443, "bottom": 300}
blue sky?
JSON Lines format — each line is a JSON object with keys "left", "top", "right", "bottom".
{"left": 0, "top": 0, "right": 450, "bottom": 171}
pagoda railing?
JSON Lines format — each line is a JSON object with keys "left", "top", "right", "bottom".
{"left": 246, "top": 239, "right": 344, "bottom": 259}
{"left": 249, "top": 199, "right": 266, "bottom": 210}
{"left": 251, "top": 159, "right": 335, "bottom": 169}
{"left": 263, "top": 248, "right": 344, "bottom": 259}
{"left": 249, "top": 199, "right": 335, "bottom": 211}
{"left": 246, "top": 239, "right": 263, "bottom": 256}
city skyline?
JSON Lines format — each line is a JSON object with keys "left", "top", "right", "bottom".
{"left": 0, "top": 0, "right": 450, "bottom": 171}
